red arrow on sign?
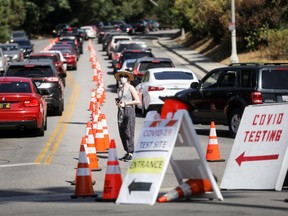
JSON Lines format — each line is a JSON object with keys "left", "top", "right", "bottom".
{"left": 236, "top": 152, "right": 279, "bottom": 166}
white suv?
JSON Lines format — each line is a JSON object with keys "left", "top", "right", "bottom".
{"left": 80, "top": 26, "right": 97, "bottom": 39}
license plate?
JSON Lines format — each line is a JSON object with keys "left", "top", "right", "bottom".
{"left": 282, "top": 95, "right": 288, "bottom": 102}
{"left": 0, "top": 103, "right": 10, "bottom": 109}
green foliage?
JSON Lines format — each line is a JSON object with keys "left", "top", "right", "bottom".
{"left": 0, "top": 0, "right": 287, "bottom": 59}
{"left": 260, "top": 29, "right": 288, "bottom": 59}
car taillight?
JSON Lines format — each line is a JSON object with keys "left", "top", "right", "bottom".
{"left": 251, "top": 91, "right": 263, "bottom": 104}
{"left": 115, "top": 54, "right": 119, "bottom": 59}
{"left": 117, "top": 62, "right": 121, "bottom": 69}
{"left": 148, "top": 86, "right": 165, "bottom": 91}
{"left": 24, "top": 97, "right": 39, "bottom": 107}
{"left": 134, "top": 65, "right": 140, "bottom": 75}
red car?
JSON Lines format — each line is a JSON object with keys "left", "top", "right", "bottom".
{"left": 49, "top": 46, "right": 78, "bottom": 70}
{"left": 0, "top": 77, "right": 48, "bottom": 136}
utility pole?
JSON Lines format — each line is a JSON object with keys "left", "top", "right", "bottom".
{"left": 229, "top": 0, "right": 239, "bottom": 63}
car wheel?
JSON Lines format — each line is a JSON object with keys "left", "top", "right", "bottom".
{"left": 44, "top": 115, "right": 47, "bottom": 130}
{"left": 54, "top": 100, "right": 64, "bottom": 116}
{"left": 36, "top": 120, "right": 45, "bottom": 137}
{"left": 228, "top": 109, "right": 242, "bottom": 138}
{"left": 141, "top": 99, "right": 147, "bottom": 117}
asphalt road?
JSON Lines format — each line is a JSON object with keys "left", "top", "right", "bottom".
{"left": 0, "top": 30, "right": 287, "bottom": 215}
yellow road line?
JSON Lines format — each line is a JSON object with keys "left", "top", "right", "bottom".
{"left": 34, "top": 74, "right": 80, "bottom": 164}
{"left": 45, "top": 84, "right": 80, "bottom": 164}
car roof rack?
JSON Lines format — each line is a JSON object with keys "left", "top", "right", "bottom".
{"left": 263, "top": 63, "right": 288, "bottom": 66}
{"left": 228, "top": 63, "right": 260, "bottom": 66}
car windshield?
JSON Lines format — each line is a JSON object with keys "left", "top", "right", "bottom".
{"left": 6, "top": 66, "right": 54, "bottom": 77}
{"left": 262, "top": 69, "right": 288, "bottom": 89}
{"left": 0, "top": 81, "right": 31, "bottom": 93}
{"left": 154, "top": 71, "right": 194, "bottom": 80}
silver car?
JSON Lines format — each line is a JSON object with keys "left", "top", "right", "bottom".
{"left": 0, "top": 43, "right": 24, "bottom": 63}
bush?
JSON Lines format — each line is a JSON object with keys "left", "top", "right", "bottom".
{"left": 260, "top": 29, "right": 288, "bottom": 59}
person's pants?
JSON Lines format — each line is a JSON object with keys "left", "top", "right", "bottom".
{"left": 118, "top": 107, "right": 135, "bottom": 154}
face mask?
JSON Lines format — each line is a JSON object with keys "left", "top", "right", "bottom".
{"left": 120, "top": 77, "right": 128, "bottom": 84}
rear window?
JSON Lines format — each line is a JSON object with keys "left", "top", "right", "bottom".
{"left": 6, "top": 66, "right": 54, "bottom": 77}
{"left": 29, "top": 55, "right": 58, "bottom": 63}
{"left": 0, "top": 81, "right": 31, "bottom": 93}
{"left": 117, "top": 44, "right": 147, "bottom": 52}
{"left": 122, "top": 52, "right": 153, "bottom": 61}
{"left": 262, "top": 69, "right": 288, "bottom": 89}
{"left": 140, "top": 62, "right": 173, "bottom": 71}
{"left": 154, "top": 71, "right": 194, "bottom": 80}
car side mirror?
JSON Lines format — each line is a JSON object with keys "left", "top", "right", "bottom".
{"left": 190, "top": 82, "right": 199, "bottom": 89}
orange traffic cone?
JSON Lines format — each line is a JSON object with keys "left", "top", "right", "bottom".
{"left": 98, "top": 139, "right": 122, "bottom": 201}
{"left": 71, "top": 144, "right": 97, "bottom": 198}
{"left": 206, "top": 121, "right": 225, "bottom": 162}
{"left": 86, "top": 129, "right": 102, "bottom": 171}
{"left": 94, "top": 115, "right": 108, "bottom": 153}
{"left": 89, "top": 89, "right": 96, "bottom": 111}
{"left": 160, "top": 97, "right": 188, "bottom": 119}
{"left": 157, "top": 179, "right": 212, "bottom": 202}
{"left": 71, "top": 137, "right": 95, "bottom": 186}
{"left": 101, "top": 113, "right": 110, "bottom": 149}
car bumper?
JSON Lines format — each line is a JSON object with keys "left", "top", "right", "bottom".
{"left": 0, "top": 120, "right": 37, "bottom": 130}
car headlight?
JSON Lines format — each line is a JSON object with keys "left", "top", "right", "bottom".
{"left": 12, "top": 54, "right": 19, "bottom": 60}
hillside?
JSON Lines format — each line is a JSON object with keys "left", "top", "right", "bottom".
{"left": 175, "top": 33, "right": 288, "bottom": 65}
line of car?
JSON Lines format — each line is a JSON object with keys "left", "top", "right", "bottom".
{"left": 0, "top": 26, "right": 88, "bottom": 136}
{"left": 100, "top": 29, "right": 288, "bottom": 138}
{"left": 99, "top": 29, "right": 200, "bottom": 118}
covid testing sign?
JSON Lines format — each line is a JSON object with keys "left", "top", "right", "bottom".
{"left": 220, "top": 104, "right": 288, "bottom": 190}
{"left": 116, "top": 119, "right": 180, "bottom": 205}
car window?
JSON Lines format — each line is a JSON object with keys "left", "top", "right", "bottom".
{"left": 0, "top": 81, "right": 31, "bottom": 93}
{"left": 241, "top": 69, "right": 256, "bottom": 88}
{"left": 6, "top": 66, "right": 54, "bottom": 77}
{"left": 202, "top": 70, "right": 221, "bottom": 88}
{"left": 219, "top": 71, "right": 237, "bottom": 87}
{"left": 262, "top": 69, "right": 288, "bottom": 89}
{"left": 142, "top": 72, "right": 150, "bottom": 82}
{"left": 146, "top": 62, "right": 173, "bottom": 70}
{"left": 154, "top": 71, "right": 193, "bottom": 80}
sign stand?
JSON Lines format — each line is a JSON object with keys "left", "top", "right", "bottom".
{"left": 116, "top": 110, "right": 223, "bottom": 205}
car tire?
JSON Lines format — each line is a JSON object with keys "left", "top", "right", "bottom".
{"left": 141, "top": 99, "right": 147, "bottom": 117}
{"left": 44, "top": 115, "right": 47, "bottom": 131}
{"left": 36, "top": 120, "right": 45, "bottom": 137}
{"left": 228, "top": 108, "right": 242, "bottom": 138}
{"left": 55, "top": 100, "right": 64, "bottom": 116}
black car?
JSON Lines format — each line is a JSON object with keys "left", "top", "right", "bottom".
{"left": 175, "top": 63, "right": 288, "bottom": 137}
{"left": 12, "top": 37, "right": 34, "bottom": 58}
{"left": 116, "top": 49, "right": 154, "bottom": 74}
{"left": 4, "top": 60, "right": 65, "bottom": 115}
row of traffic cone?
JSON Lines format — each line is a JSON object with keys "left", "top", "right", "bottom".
{"left": 71, "top": 40, "right": 122, "bottom": 200}
{"left": 71, "top": 39, "right": 224, "bottom": 202}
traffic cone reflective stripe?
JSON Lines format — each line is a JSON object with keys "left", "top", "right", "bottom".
{"left": 71, "top": 145, "right": 96, "bottom": 198}
{"left": 101, "top": 113, "right": 110, "bottom": 149}
{"left": 206, "top": 121, "right": 225, "bottom": 162}
{"left": 87, "top": 129, "right": 102, "bottom": 171}
{"left": 101, "top": 139, "right": 122, "bottom": 201}
{"left": 157, "top": 179, "right": 212, "bottom": 202}
{"left": 94, "top": 115, "right": 107, "bottom": 153}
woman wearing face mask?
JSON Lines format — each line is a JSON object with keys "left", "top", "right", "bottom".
{"left": 114, "top": 70, "right": 140, "bottom": 161}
